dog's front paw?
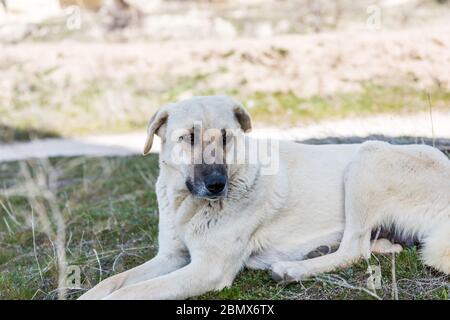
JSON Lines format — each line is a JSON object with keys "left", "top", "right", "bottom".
{"left": 102, "top": 290, "right": 127, "bottom": 300}
{"left": 78, "top": 274, "right": 126, "bottom": 300}
{"left": 270, "top": 261, "right": 312, "bottom": 283}
{"left": 102, "top": 286, "right": 153, "bottom": 300}
{"left": 78, "top": 287, "right": 109, "bottom": 300}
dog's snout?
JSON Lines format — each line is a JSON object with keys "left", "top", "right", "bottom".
{"left": 205, "top": 175, "right": 226, "bottom": 195}
{"left": 188, "top": 164, "right": 228, "bottom": 199}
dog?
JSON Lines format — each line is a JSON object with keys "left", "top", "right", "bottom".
{"left": 79, "top": 95, "right": 450, "bottom": 299}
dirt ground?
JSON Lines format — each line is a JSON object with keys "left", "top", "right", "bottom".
{"left": 1, "top": 25, "right": 450, "bottom": 96}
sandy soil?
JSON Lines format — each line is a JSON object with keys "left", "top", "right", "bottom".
{"left": 1, "top": 24, "right": 450, "bottom": 99}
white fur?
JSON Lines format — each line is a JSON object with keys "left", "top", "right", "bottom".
{"left": 79, "top": 96, "right": 450, "bottom": 300}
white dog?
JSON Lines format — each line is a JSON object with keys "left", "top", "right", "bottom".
{"left": 79, "top": 95, "right": 450, "bottom": 300}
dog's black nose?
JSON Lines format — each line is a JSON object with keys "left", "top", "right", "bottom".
{"left": 205, "top": 175, "right": 226, "bottom": 195}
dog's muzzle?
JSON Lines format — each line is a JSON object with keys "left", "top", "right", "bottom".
{"left": 186, "top": 164, "right": 228, "bottom": 200}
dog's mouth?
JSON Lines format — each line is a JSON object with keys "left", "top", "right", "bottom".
{"left": 203, "top": 186, "right": 228, "bottom": 201}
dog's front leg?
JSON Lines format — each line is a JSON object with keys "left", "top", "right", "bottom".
{"left": 79, "top": 210, "right": 189, "bottom": 300}
{"left": 78, "top": 252, "right": 189, "bottom": 300}
{"left": 103, "top": 251, "right": 242, "bottom": 300}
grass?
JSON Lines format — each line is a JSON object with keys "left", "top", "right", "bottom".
{"left": 239, "top": 85, "right": 450, "bottom": 125}
{"left": 0, "top": 155, "right": 448, "bottom": 300}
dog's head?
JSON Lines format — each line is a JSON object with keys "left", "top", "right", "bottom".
{"left": 143, "top": 95, "right": 252, "bottom": 200}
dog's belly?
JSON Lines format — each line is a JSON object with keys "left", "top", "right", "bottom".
{"left": 244, "top": 142, "right": 362, "bottom": 270}
{"left": 245, "top": 228, "right": 343, "bottom": 270}
{"left": 245, "top": 199, "right": 346, "bottom": 270}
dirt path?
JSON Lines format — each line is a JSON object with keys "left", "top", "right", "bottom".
{"left": 1, "top": 111, "right": 449, "bottom": 162}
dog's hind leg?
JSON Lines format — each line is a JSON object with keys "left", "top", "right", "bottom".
{"left": 271, "top": 191, "right": 374, "bottom": 282}
{"left": 421, "top": 221, "right": 450, "bottom": 274}
{"left": 271, "top": 141, "right": 450, "bottom": 282}
{"left": 271, "top": 210, "right": 370, "bottom": 281}
{"left": 371, "top": 239, "right": 403, "bottom": 254}
{"left": 271, "top": 146, "right": 382, "bottom": 282}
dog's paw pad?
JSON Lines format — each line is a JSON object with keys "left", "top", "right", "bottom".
{"left": 270, "top": 269, "right": 296, "bottom": 283}
{"left": 270, "top": 262, "right": 309, "bottom": 283}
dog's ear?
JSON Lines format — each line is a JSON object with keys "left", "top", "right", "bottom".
{"left": 143, "top": 108, "right": 168, "bottom": 156}
{"left": 233, "top": 103, "right": 252, "bottom": 133}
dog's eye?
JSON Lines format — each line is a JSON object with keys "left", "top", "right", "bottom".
{"left": 221, "top": 129, "right": 228, "bottom": 146}
{"left": 179, "top": 133, "right": 194, "bottom": 146}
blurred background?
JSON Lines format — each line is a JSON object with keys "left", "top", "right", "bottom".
{"left": 1, "top": 0, "right": 450, "bottom": 146}
{"left": 0, "top": 0, "right": 449, "bottom": 300}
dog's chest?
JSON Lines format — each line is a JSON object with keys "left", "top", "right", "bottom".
{"left": 172, "top": 198, "right": 229, "bottom": 239}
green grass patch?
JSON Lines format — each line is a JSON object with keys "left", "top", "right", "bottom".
{"left": 236, "top": 85, "right": 450, "bottom": 126}
{"left": 0, "top": 156, "right": 448, "bottom": 300}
